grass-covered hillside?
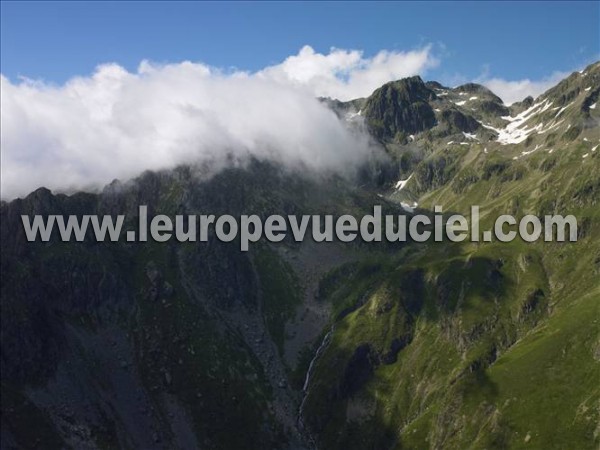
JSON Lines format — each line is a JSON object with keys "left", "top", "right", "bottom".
{"left": 301, "top": 62, "right": 600, "bottom": 449}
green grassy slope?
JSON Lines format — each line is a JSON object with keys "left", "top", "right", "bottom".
{"left": 302, "top": 64, "right": 600, "bottom": 449}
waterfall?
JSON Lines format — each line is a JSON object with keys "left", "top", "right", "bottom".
{"left": 297, "top": 325, "right": 335, "bottom": 437}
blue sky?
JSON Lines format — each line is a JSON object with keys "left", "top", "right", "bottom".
{"left": 1, "top": 1, "right": 598, "bottom": 85}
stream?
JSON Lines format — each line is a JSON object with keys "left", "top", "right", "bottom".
{"left": 297, "top": 325, "right": 335, "bottom": 442}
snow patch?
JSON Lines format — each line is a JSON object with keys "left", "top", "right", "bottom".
{"left": 521, "top": 144, "right": 541, "bottom": 157}
{"left": 454, "top": 101, "right": 466, "bottom": 106}
{"left": 469, "top": 96, "right": 478, "bottom": 101}
{"left": 495, "top": 100, "right": 553, "bottom": 144}
{"left": 553, "top": 102, "right": 573, "bottom": 118}
{"left": 345, "top": 109, "right": 363, "bottom": 121}
{"left": 537, "top": 119, "right": 564, "bottom": 135}
{"left": 481, "top": 123, "right": 502, "bottom": 133}
{"left": 590, "top": 103, "right": 597, "bottom": 110}
{"left": 463, "top": 132, "right": 478, "bottom": 141}
{"left": 400, "top": 201, "right": 418, "bottom": 213}
{"left": 395, "top": 174, "right": 413, "bottom": 190}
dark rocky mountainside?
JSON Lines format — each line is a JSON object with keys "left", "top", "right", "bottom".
{"left": 2, "top": 62, "right": 599, "bottom": 450}
{"left": 364, "top": 76, "right": 438, "bottom": 139}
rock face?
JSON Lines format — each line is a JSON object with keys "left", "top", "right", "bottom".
{"left": 339, "top": 344, "right": 379, "bottom": 397}
{"left": 0, "top": 163, "right": 323, "bottom": 450}
{"left": 437, "top": 109, "right": 481, "bottom": 135}
{"left": 0, "top": 159, "right": 399, "bottom": 450}
{"left": 365, "top": 76, "right": 437, "bottom": 140}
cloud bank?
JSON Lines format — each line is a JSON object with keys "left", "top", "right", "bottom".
{"left": 259, "top": 45, "right": 438, "bottom": 100}
{"left": 1, "top": 46, "right": 437, "bottom": 199}
{"left": 0, "top": 44, "right": 575, "bottom": 199}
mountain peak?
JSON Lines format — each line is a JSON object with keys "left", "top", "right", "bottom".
{"left": 376, "top": 75, "right": 434, "bottom": 101}
{"left": 364, "top": 76, "right": 437, "bottom": 140}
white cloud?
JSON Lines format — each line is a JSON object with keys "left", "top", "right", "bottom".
{"left": 1, "top": 46, "right": 437, "bottom": 199}
{"left": 476, "top": 71, "right": 569, "bottom": 105}
{"left": 259, "top": 45, "right": 438, "bottom": 100}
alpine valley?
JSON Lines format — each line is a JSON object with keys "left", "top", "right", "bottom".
{"left": 1, "top": 62, "right": 599, "bottom": 450}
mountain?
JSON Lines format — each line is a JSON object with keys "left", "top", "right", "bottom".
{"left": 1, "top": 62, "right": 599, "bottom": 450}
{"left": 305, "top": 62, "right": 600, "bottom": 450}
